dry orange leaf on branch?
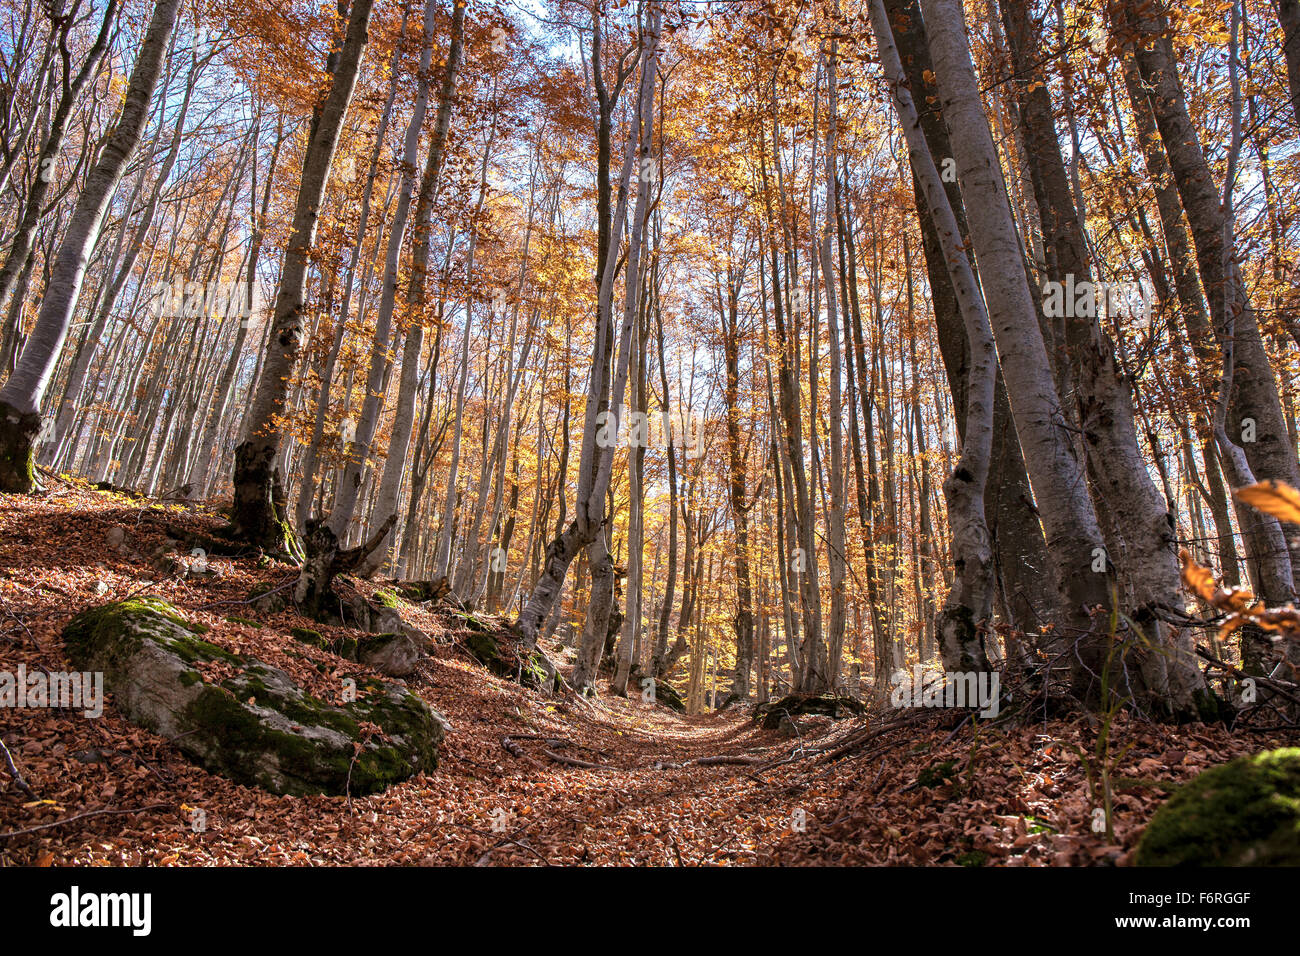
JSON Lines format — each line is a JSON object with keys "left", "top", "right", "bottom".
{"left": 1232, "top": 480, "right": 1300, "bottom": 526}
{"left": 1180, "top": 479, "right": 1300, "bottom": 641}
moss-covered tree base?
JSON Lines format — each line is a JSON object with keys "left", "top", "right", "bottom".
{"left": 0, "top": 401, "right": 41, "bottom": 493}
{"left": 1135, "top": 748, "right": 1300, "bottom": 866}
{"left": 63, "top": 597, "right": 444, "bottom": 796}
{"left": 462, "top": 628, "right": 563, "bottom": 694}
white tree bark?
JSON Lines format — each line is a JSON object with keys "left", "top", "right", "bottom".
{"left": 921, "top": 0, "right": 1115, "bottom": 695}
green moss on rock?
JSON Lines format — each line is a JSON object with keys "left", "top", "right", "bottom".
{"left": 754, "top": 693, "right": 864, "bottom": 728}
{"left": 326, "top": 635, "right": 359, "bottom": 660}
{"left": 247, "top": 581, "right": 287, "bottom": 613}
{"left": 465, "top": 631, "right": 503, "bottom": 671}
{"left": 62, "top": 598, "right": 443, "bottom": 796}
{"left": 291, "top": 627, "right": 324, "bottom": 647}
{"left": 1135, "top": 748, "right": 1300, "bottom": 866}
{"left": 653, "top": 679, "right": 686, "bottom": 712}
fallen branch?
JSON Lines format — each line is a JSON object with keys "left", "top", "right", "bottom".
{"left": 1195, "top": 646, "right": 1300, "bottom": 708}
{"left": 694, "top": 755, "right": 761, "bottom": 766}
{"left": 543, "top": 749, "right": 603, "bottom": 769}
{"left": 195, "top": 575, "right": 296, "bottom": 611}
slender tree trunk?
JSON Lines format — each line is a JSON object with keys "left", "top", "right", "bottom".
{"left": 228, "top": 0, "right": 375, "bottom": 546}
{"left": 923, "top": 0, "right": 1117, "bottom": 703}
{"left": 872, "top": 0, "right": 994, "bottom": 674}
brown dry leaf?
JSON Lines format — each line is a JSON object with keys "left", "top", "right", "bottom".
{"left": 1179, "top": 548, "right": 1217, "bottom": 603}
{"left": 1233, "top": 480, "right": 1300, "bottom": 525}
{"left": 5, "top": 485, "right": 1298, "bottom": 869}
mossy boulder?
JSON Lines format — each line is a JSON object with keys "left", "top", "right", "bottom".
{"left": 649, "top": 678, "right": 686, "bottom": 712}
{"left": 299, "top": 629, "right": 418, "bottom": 677}
{"left": 248, "top": 581, "right": 287, "bottom": 613}
{"left": 394, "top": 580, "right": 446, "bottom": 604}
{"left": 63, "top": 597, "right": 444, "bottom": 796}
{"left": 465, "top": 631, "right": 506, "bottom": 673}
{"left": 346, "top": 594, "right": 433, "bottom": 647}
{"left": 291, "top": 627, "right": 324, "bottom": 648}
{"left": 356, "top": 632, "right": 422, "bottom": 677}
{"left": 1135, "top": 748, "right": 1300, "bottom": 866}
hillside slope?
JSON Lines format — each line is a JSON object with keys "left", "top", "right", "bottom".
{"left": 1, "top": 482, "right": 1295, "bottom": 865}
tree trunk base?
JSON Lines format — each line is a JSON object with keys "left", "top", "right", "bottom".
{"left": 0, "top": 402, "right": 41, "bottom": 494}
{"left": 294, "top": 514, "right": 397, "bottom": 622}
{"left": 229, "top": 440, "right": 297, "bottom": 554}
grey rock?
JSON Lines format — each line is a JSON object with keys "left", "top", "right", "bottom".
{"left": 63, "top": 597, "right": 443, "bottom": 796}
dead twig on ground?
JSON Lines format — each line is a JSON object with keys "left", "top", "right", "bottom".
{"left": 0, "top": 736, "right": 38, "bottom": 800}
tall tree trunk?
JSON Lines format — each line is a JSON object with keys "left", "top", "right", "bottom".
{"left": 1115, "top": 0, "right": 1299, "bottom": 609}
{"left": 1000, "top": 0, "right": 1206, "bottom": 713}
{"left": 881, "top": 0, "right": 1056, "bottom": 642}
{"left": 922, "top": 0, "right": 1117, "bottom": 703}
{"left": 328, "top": 0, "right": 441, "bottom": 540}
{"left": 227, "top": 0, "right": 375, "bottom": 546}
{"left": 358, "top": 0, "right": 466, "bottom": 575}
{"left": 871, "top": 0, "right": 994, "bottom": 674}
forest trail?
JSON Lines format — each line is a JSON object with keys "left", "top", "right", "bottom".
{"left": 1, "top": 481, "right": 1295, "bottom": 866}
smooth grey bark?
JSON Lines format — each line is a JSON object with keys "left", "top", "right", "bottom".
{"left": 327, "top": 0, "right": 440, "bottom": 540}
{"left": 921, "top": 0, "right": 1116, "bottom": 700}
{"left": 1117, "top": 2, "right": 1300, "bottom": 533}
{"left": 1274, "top": 0, "right": 1300, "bottom": 125}
{"left": 354, "top": 0, "right": 465, "bottom": 576}
{"left": 47, "top": 42, "right": 207, "bottom": 463}
{"left": 515, "top": 6, "right": 656, "bottom": 697}
{"left": 0, "top": 0, "right": 118, "bottom": 318}
{"left": 295, "top": 10, "right": 408, "bottom": 530}
{"left": 999, "top": 0, "right": 1206, "bottom": 714}
{"left": 812, "top": 27, "right": 847, "bottom": 695}
{"left": 571, "top": 5, "right": 660, "bottom": 694}
{"left": 189, "top": 113, "right": 285, "bottom": 499}
{"left": 871, "top": 0, "right": 994, "bottom": 674}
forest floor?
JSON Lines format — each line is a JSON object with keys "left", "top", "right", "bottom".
{"left": 2, "top": 479, "right": 1297, "bottom": 866}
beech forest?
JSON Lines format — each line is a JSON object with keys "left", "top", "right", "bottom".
{"left": 1, "top": 0, "right": 1300, "bottom": 886}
